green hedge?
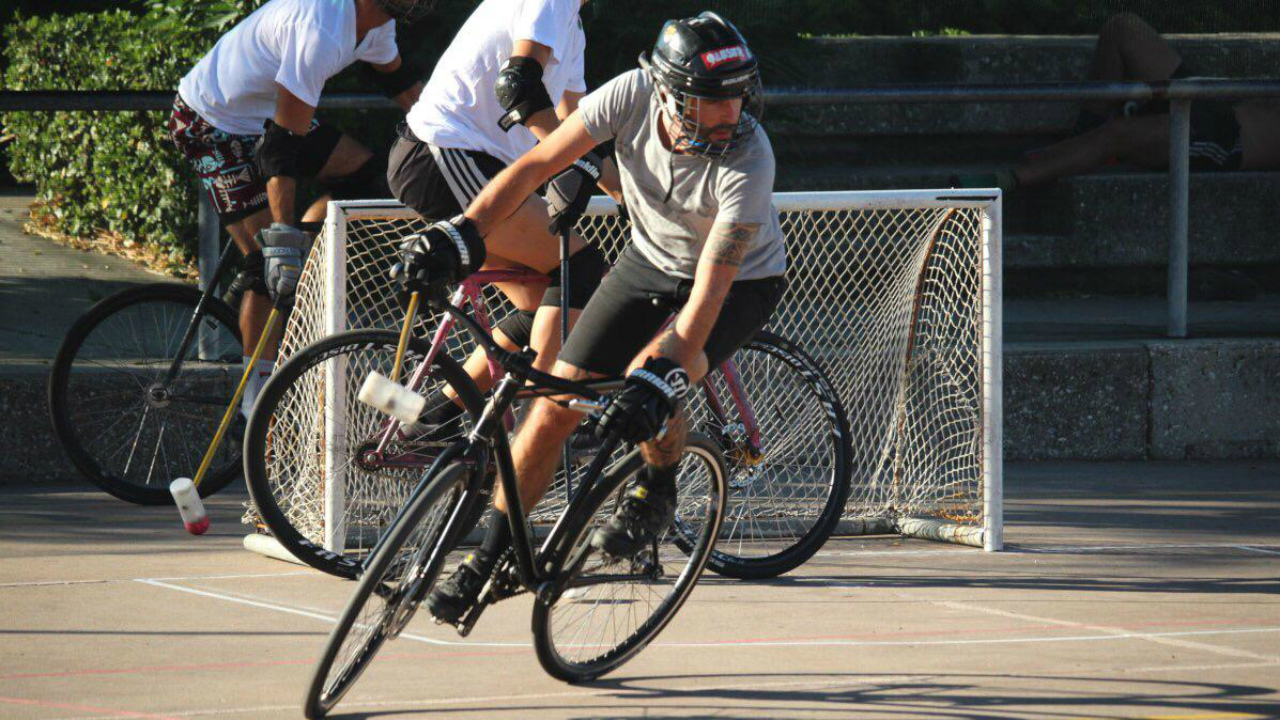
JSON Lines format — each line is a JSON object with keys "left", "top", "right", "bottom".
{"left": 2, "top": 10, "right": 215, "bottom": 259}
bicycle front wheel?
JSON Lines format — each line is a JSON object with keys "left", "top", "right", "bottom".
{"left": 244, "top": 329, "right": 483, "bottom": 578}
{"left": 48, "top": 283, "right": 243, "bottom": 504}
{"left": 303, "top": 463, "right": 470, "bottom": 719}
{"left": 687, "top": 331, "right": 853, "bottom": 579}
{"left": 531, "top": 433, "right": 728, "bottom": 683}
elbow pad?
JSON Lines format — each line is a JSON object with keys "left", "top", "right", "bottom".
{"left": 364, "top": 62, "right": 420, "bottom": 99}
{"left": 255, "top": 120, "right": 304, "bottom": 179}
{"left": 494, "top": 56, "right": 553, "bottom": 132}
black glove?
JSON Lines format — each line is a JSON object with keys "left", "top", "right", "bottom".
{"left": 596, "top": 356, "right": 690, "bottom": 444}
{"left": 396, "top": 215, "right": 487, "bottom": 292}
{"left": 257, "top": 223, "right": 310, "bottom": 309}
{"left": 545, "top": 150, "right": 602, "bottom": 235}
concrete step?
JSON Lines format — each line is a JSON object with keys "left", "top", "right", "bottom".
{"left": 777, "top": 166, "right": 1280, "bottom": 268}
{"left": 767, "top": 34, "right": 1280, "bottom": 136}
{"left": 771, "top": 132, "right": 1063, "bottom": 168}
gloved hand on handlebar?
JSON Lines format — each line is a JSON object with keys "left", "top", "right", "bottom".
{"left": 595, "top": 356, "right": 689, "bottom": 444}
{"left": 394, "top": 215, "right": 487, "bottom": 293}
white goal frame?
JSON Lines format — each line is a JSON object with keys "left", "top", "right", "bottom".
{"left": 254, "top": 189, "right": 1003, "bottom": 556}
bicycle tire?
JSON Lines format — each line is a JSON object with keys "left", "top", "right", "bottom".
{"left": 245, "top": 329, "right": 483, "bottom": 578}
{"left": 303, "top": 463, "right": 470, "bottom": 718}
{"left": 686, "top": 331, "right": 853, "bottom": 579}
{"left": 531, "top": 433, "right": 728, "bottom": 683}
{"left": 48, "top": 283, "right": 243, "bottom": 505}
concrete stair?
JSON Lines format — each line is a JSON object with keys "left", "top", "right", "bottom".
{"left": 769, "top": 34, "right": 1280, "bottom": 138}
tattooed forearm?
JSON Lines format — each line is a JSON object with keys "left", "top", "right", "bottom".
{"left": 704, "top": 222, "right": 758, "bottom": 267}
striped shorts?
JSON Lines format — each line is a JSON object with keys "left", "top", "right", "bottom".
{"left": 386, "top": 122, "right": 508, "bottom": 221}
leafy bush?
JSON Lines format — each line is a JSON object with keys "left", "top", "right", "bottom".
{"left": 2, "top": 10, "right": 218, "bottom": 259}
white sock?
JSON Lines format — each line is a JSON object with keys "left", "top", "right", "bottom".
{"left": 241, "top": 357, "right": 276, "bottom": 419}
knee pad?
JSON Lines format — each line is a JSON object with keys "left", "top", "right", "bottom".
{"left": 494, "top": 310, "right": 536, "bottom": 349}
{"left": 320, "top": 154, "right": 388, "bottom": 201}
{"left": 242, "top": 249, "right": 269, "bottom": 296}
{"left": 542, "top": 244, "right": 606, "bottom": 310}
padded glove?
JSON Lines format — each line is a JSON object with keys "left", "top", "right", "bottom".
{"left": 258, "top": 223, "right": 310, "bottom": 308}
{"left": 596, "top": 356, "right": 690, "bottom": 444}
{"left": 396, "top": 215, "right": 487, "bottom": 292}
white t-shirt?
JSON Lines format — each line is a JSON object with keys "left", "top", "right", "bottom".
{"left": 406, "top": 0, "right": 586, "bottom": 165}
{"left": 178, "top": 0, "right": 399, "bottom": 136}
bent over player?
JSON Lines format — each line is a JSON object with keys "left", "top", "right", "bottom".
{"left": 399, "top": 12, "right": 787, "bottom": 624}
{"left": 168, "top": 0, "right": 428, "bottom": 418}
{"left": 387, "top": 0, "right": 620, "bottom": 436}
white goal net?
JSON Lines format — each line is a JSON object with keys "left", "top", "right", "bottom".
{"left": 244, "top": 190, "right": 1003, "bottom": 556}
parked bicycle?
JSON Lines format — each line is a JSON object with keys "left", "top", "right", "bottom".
{"left": 48, "top": 240, "right": 245, "bottom": 504}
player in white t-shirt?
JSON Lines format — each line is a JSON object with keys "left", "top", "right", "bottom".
{"left": 397, "top": 12, "right": 785, "bottom": 626}
{"left": 387, "top": 0, "right": 621, "bottom": 429}
{"left": 168, "top": 0, "right": 430, "bottom": 419}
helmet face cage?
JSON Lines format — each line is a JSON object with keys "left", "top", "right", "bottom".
{"left": 651, "top": 66, "right": 764, "bottom": 160}
{"left": 644, "top": 12, "right": 765, "bottom": 160}
{"left": 376, "top": 0, "right": 436, "bottom": 24}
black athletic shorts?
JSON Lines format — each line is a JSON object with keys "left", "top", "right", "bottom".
{"left": 386, "top": 122, "right": 508, "bottom": 220}
{"left": 559, "top": 245, "right": 787, "bottom": 377}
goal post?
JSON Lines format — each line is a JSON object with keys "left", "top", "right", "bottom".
{"left": 244, "top": 189, "right": 1003, "bottom": 558}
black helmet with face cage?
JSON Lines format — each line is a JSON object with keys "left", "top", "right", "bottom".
{"left": 639, "top": 11, "right": 763, "bottom": 159}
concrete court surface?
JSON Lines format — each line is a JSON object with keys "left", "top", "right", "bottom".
{"left": 1, "top": 462, "right": 1278, "bottom": 720}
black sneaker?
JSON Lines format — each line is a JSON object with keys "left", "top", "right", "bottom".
{"left": 590, "top": 483, "right": 678, "bottom": 558}
{"left": 425, "top": 556, "right": 488, "bottom": 624}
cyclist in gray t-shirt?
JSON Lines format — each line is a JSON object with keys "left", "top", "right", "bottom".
{"left": 400, "top": 11, "right": 787, "bottom": 626}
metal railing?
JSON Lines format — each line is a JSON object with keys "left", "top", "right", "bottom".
{"left": 5, "top": 78, "right": 1280, "bottom": 337}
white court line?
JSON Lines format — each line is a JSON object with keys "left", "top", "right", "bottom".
{"left": 0, "top": 579, "right": 108, "bottom": 588}
{"left": 138, "top": 571, "right": 311, "bottom": 583}
{"left": 1237, "top": 546, "right": 1280, "bottom": 557}
{"left": 135, "top": 579, "right": 455, "bottom": 646}
{"left": 893, "top": 593, "right": 1280, "bottom": 663}
{"left": 137, "top": 576, "right": 1280, "bottom": 651}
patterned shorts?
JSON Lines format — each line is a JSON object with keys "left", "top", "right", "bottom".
{"left": 167, "top": 94, "right": 340, "bottom": 221}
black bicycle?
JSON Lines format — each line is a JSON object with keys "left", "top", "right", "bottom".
{"left": 302, "top": 287, "right": 729, "bottom": 718}
{"left": 48, "top": 240, "right": 245, "bottom": 504}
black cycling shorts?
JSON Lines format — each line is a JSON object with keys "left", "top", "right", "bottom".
{"left": 559, "top": 246, "right": 787, "bottom": 377}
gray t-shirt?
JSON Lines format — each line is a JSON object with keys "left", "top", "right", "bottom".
{"left": 576, "top": 69, "right": 786, "bottom": 281}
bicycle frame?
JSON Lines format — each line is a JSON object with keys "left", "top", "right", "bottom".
{"left": 411, "top": 300, "right": 650, "bottom": 621}
{"left": 367, "top": 269, "right": 766, "bottom": 464}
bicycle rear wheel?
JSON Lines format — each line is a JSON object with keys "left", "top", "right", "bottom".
{"left": 303, "top": 463, "right": 470, "bottom": 719}
{"left": 244, "top": 329, "right": 483, "bottom": 578}
{"left": 687, "top": 331, "right": 853, "bottom": 579}
{"left": 48, "top": 283, "right": 243, "bottom": 504}
{"left": 531, "top": 433, "right": 727, "bottom": 683}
